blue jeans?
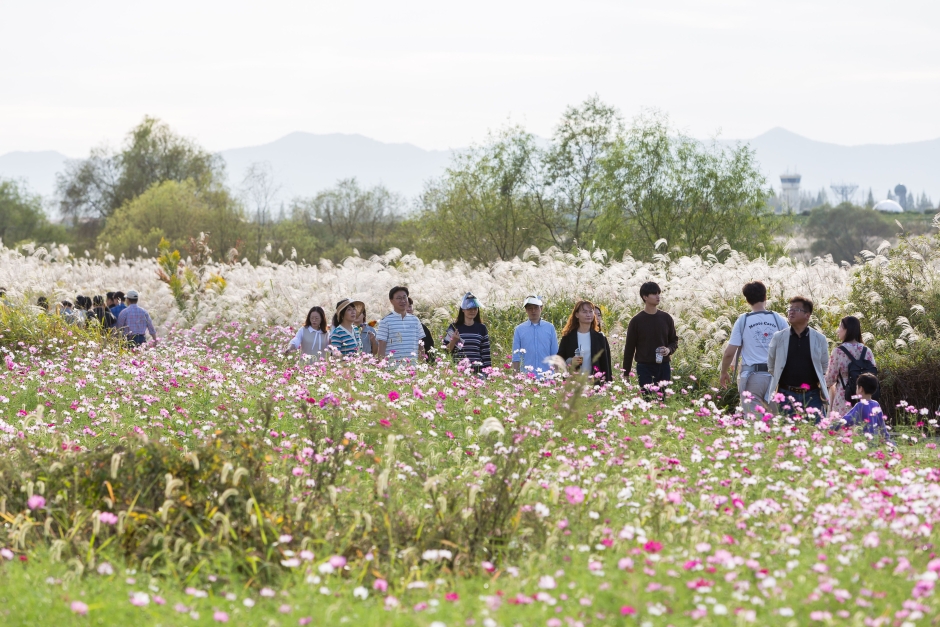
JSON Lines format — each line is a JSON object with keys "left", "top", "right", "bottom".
{"left": 777, "top": 388, "right": 825, "bottom": 423}
{"left": 636, "top": 362, "right": 671, "bottom": 392}
{"left": 130, "top": 334, "right": 146, "bottom": 346}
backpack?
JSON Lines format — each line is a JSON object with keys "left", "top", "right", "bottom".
{"left": 838, "top": 345, "right": 878, "bottom": 403}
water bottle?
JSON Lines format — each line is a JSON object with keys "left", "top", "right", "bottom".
{"left": 655, "top": 347, "right": 663, "bottom": 364}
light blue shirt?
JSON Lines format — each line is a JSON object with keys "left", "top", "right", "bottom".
{"left": 512, "top": 319, "right": 559, "bottom": 377}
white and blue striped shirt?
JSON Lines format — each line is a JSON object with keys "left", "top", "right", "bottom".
{"left": 376, "top": 312, "right": 424, "bottom": 362}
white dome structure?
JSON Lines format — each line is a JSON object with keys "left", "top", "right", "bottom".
{"left": 874, "top": 199, "right": 903, "bottom": 213}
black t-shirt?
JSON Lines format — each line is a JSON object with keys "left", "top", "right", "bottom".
{"left": 779, "top": 327, "right": 819, "bottom": 388}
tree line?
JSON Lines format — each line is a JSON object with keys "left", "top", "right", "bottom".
{"left": 2, "top": 98, "right": 784, "bottom": 264}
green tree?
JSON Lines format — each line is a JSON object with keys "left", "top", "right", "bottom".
{"left": 805, "top": 203, "right": 896, "bottom": 264}
{"left": 595, "top": 111, "right": 776, "bottom": 259}
{"left": 0, "top": 179, "right": 67, "bottom": 246}
{"left": 532, "top": 95, "right": 622, "bottom": 251}
{"left": 416, "top": 128, "right": 546, "bottom": 263}
{"left": 97, "top": 179, "right": 246, "bottom": 260}
{"left": 57, "top": 116, "right": 224, "bottom": 223}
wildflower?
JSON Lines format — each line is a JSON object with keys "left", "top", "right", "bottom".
{"left": 538, "top": 575, "right": 557, "bottom": 589}
{"left": 329, "top": 555, "right": 347, "bottom": 569}
{"left": 260, "top": 588, "right": 276, "bottom": 597}
{"left": 279, "top": 604, "right": 292, "bottom": 613}
{"left": 373, "top": 579, "right": 388, "bottom": 592}
{"left": 213, "top": 611, "right": 229, "bottom": 622}
{"left": 70, "top": 601, "right": 89, "bottom": 615}
{"left": 618, "top": 558, "right": 634, "bottom": 570}
{"left": 445, "top": 592, "right": 459, "bottom": 601}
{"left": 353, "top": 586, "right": 368, "bottom": 600}
{"left": 299, "top": 618, "right": 312, "bottom": 626}
{"left": 0, "top": 548, "right": 12, "bottom": 560}
{"left": 300, "top": 550, "right": 314, "bottom": 561}
{"left": 99, "top": 512, "right": 118, "bottom": 525}
{"left": 130, "top": 592, "right": 150, "bottom": 606}
{"left": 644, "top": 541, "right": 663, "bottom": 553}
{"left": 388, "top": 391, "right": 400, "bottom": 401}
{"left": 620, "top": 606, "right": 636, "bottom": 615}
{"left": 97, "top": 562, "right": 114, "bottom": 576}
{"left": 27, "top": 495, "right": 45, "bottom": 510}
{"left": 564, "top": 486, "right": 584, "bottom": 505}
{"left": 384, "top": 596, "right": 399, "bottom": 609}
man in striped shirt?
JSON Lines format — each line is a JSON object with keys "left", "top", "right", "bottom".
{"left": 376, "top": 286, "right": 426, "bottom": 364}
{"left": 116, "top": 289, "right": 157, "bottom": 346}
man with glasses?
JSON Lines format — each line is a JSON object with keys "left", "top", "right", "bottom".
{"left": 376, "top": 286, "right": 426, "bottom": 364}
{"left": 766, "top": 296, "right": 830, "bottom": 421}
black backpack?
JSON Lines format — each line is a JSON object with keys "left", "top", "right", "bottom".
{"left": 838, "top": 345, "right": 878, "bottom": 403}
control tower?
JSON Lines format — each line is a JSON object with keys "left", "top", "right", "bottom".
{"left": 779, "top": 172, "right": 801, "bottom": 213}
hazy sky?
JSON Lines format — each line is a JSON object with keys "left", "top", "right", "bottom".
{"left": 2, "top": 0, "right": 938, "bottom": 156}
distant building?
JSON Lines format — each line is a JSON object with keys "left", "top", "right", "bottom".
{"left": 894, "top": 184, "right": 908, "bottom": 210}
{"left": 779, "top": 172, "right": 801, "bottom": 213}
{"left": 874, "top": 199, "right": 903, "bottom": 213}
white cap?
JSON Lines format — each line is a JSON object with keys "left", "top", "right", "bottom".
{"left": 126, "top": 290, "right": 140, "bottom": 299}
{"left": 522, "top": 295, "right": 543, "bottom": 307}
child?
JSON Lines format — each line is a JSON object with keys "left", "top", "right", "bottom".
{"left": 839, "top": 373, "right": 892, "bottom": 444}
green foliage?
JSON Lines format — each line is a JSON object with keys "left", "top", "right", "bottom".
{"left": 805, "top": 203, "right": 896, "bottom": 264}
{"left": 416, "top": 128, "right": 547, "bottom": 263}
{"left": 0, "top": 179, "right": 67, "bottom": 247}
{"left": 594, "top": 111, "right": 780, "bottom": 259}
{"left": 0, "top": 301, "right": 114, "bottom": 352}
{"left": 57, "top": 116, "right": 224, "bottom": 224}
{"left": 97, "top": 179, "right": 246, "bottom": 260}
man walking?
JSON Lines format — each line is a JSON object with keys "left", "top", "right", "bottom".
{"left": 376, "top": 286, "right": 426, "bottom": 364}
{"left": 511, "top": 295, "right": 558, "bottom": 378}
{"left": 110, "top": 291, "right": 127, "bottom": 319}
{"left": 766, "top": 296, "right": 829, "bottom": 421}
{"left": 719, "top": 281, "right": 788, "bottom": 415}
{"left": 116, "top": 289, "right": 157, "bottom": 346}
{"left": 622, "top": 282, "right": 678, "bottom": 391}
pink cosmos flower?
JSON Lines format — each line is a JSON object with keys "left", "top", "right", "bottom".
{"left": 373, "top": 578, "right": 388, "bottom": 592}
{"left": 70, "top": 601, "right": 89, "bottom": 615}
{"left": 621, "top": 606, "right": 637, "bottom": 615}
{"left": 564, "top": 486, "right": 584, "bottom": 505}
{"left": 27, "top": 495, "right": 45, "bottom": 510}
{"left": 329, "top": 555, "right": 346, "bottom": 569}
{"left": 213, "top": 611, "right": 229, "bottom": 622}
{"left": 644, "top": 541, "right": 663, "bottom": 553}
{"left": 388, "top": 391, "right": 400, "bottom": 402}
{"left": 99, "top": 512, "right": 118, "bottom": 525}
{"left": 445, "top": 592, "right": 459, "bottom": 602}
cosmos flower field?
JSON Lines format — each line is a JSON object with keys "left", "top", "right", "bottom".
{"left": 0, "top": 321, "right": 938, "bottom": 627}
{"left": 2, "top": 241, "right": 940, "bottom": 626}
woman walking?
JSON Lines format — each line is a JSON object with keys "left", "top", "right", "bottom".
{"left": 355, "top": 304, "right": 378, "bottom": 355}
{"left": 285, "top": 306, "right": 329, "bottom": 360}
{"left": 330, "top": 299, "right": 365, "bottom": 356}
{"left": 825, "top": 316, "right": 877, "bottom": 417}
{"left": 557, "top": 299, "right": 613, "bottom": 384}
{"left": 89, "top": 295, "right": 116, "bottom": 329}
{"left": 442, "top": 292, "right": 491, "bottom": 374}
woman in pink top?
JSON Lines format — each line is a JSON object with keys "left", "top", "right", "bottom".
{"left": 825, "top": 316, "right": 876, "bottom": 418}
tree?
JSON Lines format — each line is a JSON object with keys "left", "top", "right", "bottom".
{"left": 97, "top": 179, "right": 246, "bottom": 260}
{"left": 805, "top": 203, "right": 895, "bottom": 264}
{"left": 531, "top": 95, "right": 623, "bottom": 251}
{"left": 416, "top": 128, "right": 547, "bottom": 263}
{"left": 239, "top": 162, "right": 281, "bottom": 264}
{"left": 866, "top": 188, "right": 875, "bottom": 209}
{"left": 595, "top": 111, "right": 777, "bottom": 259}
{"left": 57, "top": 116, "right": 224, "bottom": 223}
{"left": 0, "top": 179, "right": 67, "bottom": 246}
{"left": 288, "top": 179, "right": 404, "bottom": 260}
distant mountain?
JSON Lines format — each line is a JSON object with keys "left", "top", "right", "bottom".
{"left": 0, "top": 150, "right": 68, "bottom": 198}
{"left": 723, "top": 128, "right": 940, "bottom": 205}
{"left": 219, "top": 132, "right": 455, "bottom": 201}
{"left": 2, "top": 129, "right": 937, "bottom": 208}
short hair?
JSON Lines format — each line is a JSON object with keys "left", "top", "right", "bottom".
{"left": 788, "top": 295, "right": 813, "bottom": 314}
{"left": 61, "top": 300, "right": 73, "bottom": 308}
{"left": 389, "top": 286, "right": 409, "bottom": 301}
{"left": 37, "top": 296, "right": 48, "bottom": 310}
{"left": 407, "top": 297, "right": 414, "bottom": 305}
{"left": 114, "top": 291, "right": 125, "bottom": 301}
{"left": 840, "top": 316, "right": 863, "bottom": 344}
{"left": 106, "top": 291, "right": 115, "bottom": 300}
{"left": 742, "top": 281, "right": 767, "bottom": 305}
{"left": 856, "top": 372, "right": 878, "bottom": 395}
{"left": 639, "top": 282, "right": 661, "bottom": 299}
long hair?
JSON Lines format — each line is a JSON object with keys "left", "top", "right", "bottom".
{"left": 455, "top": 307, "right": 484, "bottom": 326}
{"left": 562, "top": 300, "right": 598, "bottom": 336}
{"left": 840, "top": 315, "right": 863, "bottom": 344}
{"left": 304, "top": 306, "right": 327, "bottom": 332}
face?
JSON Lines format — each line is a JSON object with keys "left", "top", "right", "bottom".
{"left": 355, "top": 308, "right": 365, "bottom": 324}
{"left": 308, "top": 311, "right": 322, "bottom": 328}
{"left": 463, "top": 307, "right": 478, "bottom": 321}
{"left": 787, "top": 302, "right": 810, "bottom": 324}
{"left": 525, "top": 304, "right": 542, "bottom": 321}
{"left": 406, "top": 302, "right": 414, "bottom": 315}
{"left": 577, "top": 303, "right": 595, "bottom": 326}
{"left": 343, "top": 306, "right": 357, "bottom": 323}
{"left": 837, "top": 322, "right": 846, "bottom": 341}
{"left": 391, "top": 291, "right": 409, "bottom": 311}
{"left": 642, "top": 292, "right": 661, "bottom": 307}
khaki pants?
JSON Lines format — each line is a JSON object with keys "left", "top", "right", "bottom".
{"left": 738, "top": 371, "right": 773, "bottom": 416}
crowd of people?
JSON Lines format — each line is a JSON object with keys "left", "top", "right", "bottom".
{"left": 18, "top": 289, "right": 159, "bottom": 346}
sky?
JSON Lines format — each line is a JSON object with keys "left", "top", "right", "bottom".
{"left": 2, "top": 0, "right": 939, "bottom": 157}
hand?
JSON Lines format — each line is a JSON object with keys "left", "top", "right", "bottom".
{"left": 719, "top": 371, "right": 730, "bottom": 388}
{"left": 572, "top": 355, "right": 584, "bottom": 368}
{"left": 447, "top": 330, "right": 460, "bottom": 349}
{"left": 658, "top": 346, "right": 670, "bottom": 357}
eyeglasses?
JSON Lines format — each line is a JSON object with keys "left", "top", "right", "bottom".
{"left": 787, "top": 308, "right": 807, "bottom": 314}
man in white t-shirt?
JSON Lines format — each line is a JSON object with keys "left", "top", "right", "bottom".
{"left": 376, "top": 285, "right": 426, "bottom": 364}
{"left": 719, "top": 281, "right": 788, "bottom": 416}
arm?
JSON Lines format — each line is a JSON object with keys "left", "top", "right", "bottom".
{"left": 824, "top": 348, "right": 841, "bottom": 388}
{"left": 719, "top": 344, "right": 739, "bottom": 387}
{"left": 285, "top": 328, "right": 303, "bottom": 353}
{"left": 665, "top": 315, "right": 678, "bottom": 356}
{"left": 146, "top": 314, "right": 157, "bottom": 340}
{"left": 511, "top": 327, "right": 521, "bottom": 371}
{"left": 481, "top": 326, "right": 491, "bottom": 368}
{"left": 375, "top": 319, "right": 389, "bottom": 360}
{"left": 602, "top": 335, "right": 613, "bottom": 382}
{"left": 766, "top": 332, "right": 779, "bottom": 373}
{"left": 622, "top": 319, "right": 637, "bottom": 375}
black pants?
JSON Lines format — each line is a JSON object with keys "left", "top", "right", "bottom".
{"left": 636, "top": 361, "right": 671, "bottom": 390}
